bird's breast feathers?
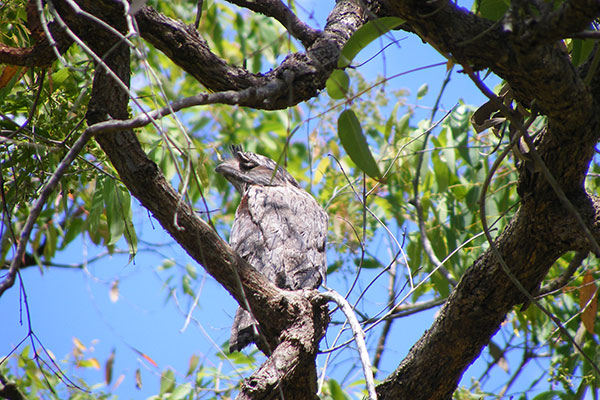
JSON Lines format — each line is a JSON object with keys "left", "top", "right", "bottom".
{"left": 230, "top": 184, "right": 327, "bottom": 289}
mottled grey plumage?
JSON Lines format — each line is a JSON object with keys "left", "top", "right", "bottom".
{"left": 216, "top": 145, "right": 328, "bottom": 353}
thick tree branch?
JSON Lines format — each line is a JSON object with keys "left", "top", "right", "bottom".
{"left": 377, "top": 196, "right": 600, "bottom": 399}
{"left": 136, "top": 0, "right": 367, "bottom": 109}
{"left": 135, "top": 6, "right": 263, "bottom": 92}
{"left": 239, "top": 291, "right": 329, "bottom": 400}
{"left": 0, "top": 372, "right": 26, "bottom": 400}
{"left": 379, "top": 0, "right": 597, "bottom": 132}
{"left": 527, "top": 0, "right": 600, "bottom": 44}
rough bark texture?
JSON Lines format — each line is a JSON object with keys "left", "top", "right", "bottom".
{"left": 135, "top": 0, "right": 367, "bottom": 109}
{"left": 4, "top": 0, "right": 600, "bottom": 398}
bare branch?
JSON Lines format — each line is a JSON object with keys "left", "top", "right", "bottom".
{"left": 321, "top": 289, "right": 377, "bottom": 400}
{"left": 386, "top": 297, "right": 446, "bottom": 320}
{"left": 225, "top": 0, "right": 320, "bottom": 47}
{"left": 86, "top": 86, "right": 285, "bottom": 134}
{"left": 536, "top": 251, "right": 588, "bottom": 297}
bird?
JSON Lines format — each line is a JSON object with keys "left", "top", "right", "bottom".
{"left": 216, "top": 145, "right": 328, "bottom": 353}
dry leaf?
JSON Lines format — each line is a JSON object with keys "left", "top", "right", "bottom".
{"left": 579, "top": 272, "right": 598, "bottom": 334}
{"left": 105, "top": 349, "right": 115, "bottom": 385}
{"left": 109, "top": 279, "right": 119, "bottom": 303}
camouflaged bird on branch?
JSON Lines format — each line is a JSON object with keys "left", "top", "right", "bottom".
{"left": 216, "top": 145, "right": 328, "bottom": 353}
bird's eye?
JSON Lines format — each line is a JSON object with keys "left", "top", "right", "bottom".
{"left": 240, "top": 160, "right": 258, "bottom": 170}
{"left": 238, "top": 153, "right": 258, "bottom": 171}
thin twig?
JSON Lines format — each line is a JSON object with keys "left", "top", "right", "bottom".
{"left": 321, "top": 289, "right": 377, "bottom": 400}
{"left": 321, "top": 231, "right": 485, "bottom": 354}
{"left": 35, "top": 0, "right": 68, "bottom": 66}
{"left": 536, "top": 251, "right": 588, "bottom": 298}
{"left": 410, "top": 67, "right": 458, "bottom": 286}
{"left": 329, "top": 154, "right": 412, "bottom": 287}
{"left": 225, "top": 0, "right": 320, "bottom": 47}
{"left": 373, "top": 243, "right": 400, "bottom": 372}
{"left": 0, "top": 128, "right": 93, "bottom": 296}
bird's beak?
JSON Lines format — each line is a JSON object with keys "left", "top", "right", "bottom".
{"left": 215, "top": 160, "right": 246, "bottom": 194}
{"left": 215, "top": 159, "right": 237, "bottom": 178}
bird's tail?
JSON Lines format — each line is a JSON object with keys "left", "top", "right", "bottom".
{"left": 229, "top": 307, "right": 259, "bottom": 353}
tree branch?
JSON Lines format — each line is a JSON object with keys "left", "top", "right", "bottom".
{"left": 136, "top": 0, "right": 367, "bottom": 109}
{"left": 536, "top": 251, "right": 588, "bottom": 297}
{"left": 135, "top": 6, "right": 263, "bottom": 92}
{"left": 224, "top": 0, "right": 320, "bottom": 47}
{"left": 0, "top": 3, "right": 72, "bottom": 67}
{"left": 526, "top": 0, "right": 600, "bottom": 44}
{"left": 321, "top": 290, "right": 377, "bottom": 400}
{"left": 0, "top": 372, "right": 26, "bottom": 400}
{"left": 379, "top": 0, "right": 597, "bottom": 130}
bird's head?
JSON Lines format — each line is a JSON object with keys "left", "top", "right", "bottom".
{"left": 215, "top": 145, "right": 300, "bottom": 194}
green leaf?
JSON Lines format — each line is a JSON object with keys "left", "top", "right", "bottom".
{"left": 532, "top": 391, "right": 570, "bottom": 400}
{"left": 472, "top": 0, "right": 509, "bottom": 21}
{"left": 170, "top": 384, "right": 192, "bottom": 400}
{"left": 337, "top": 109, "right": 383, "bottom": 180}
{"left": 571, "top": 38, "right": 595, "bottom": 67}
{"left": 185, "top": 263, "right": 197, "bottom": 280}
{"left": 186, "top": 355, "right": 199, "bottom": 377}
{"left": 396, "top": 112, "right": 411, "bottom": 137}
{"left": 159, "top": 369, "right": 175, "bottom": 395}
{"left": 416, "top": 83, "right": 428, "bottom": 100}
{"left": 43, "top": 224, "right": 57, "bottom": 260}
{"left": 104, "top": 179, "right": 124, "bottom": 246}
{"left": 88, "top": 181, "right": 106, "bottom": 245}
{"left": 338, "top": 17, "right": 405, "bottom": 68}
{"left": 327, "top": 260, "right": 343, "bottom": 275}
{"left": 62, "top": 217, "right": 84, "bottom": 249}
{"left": 182, "top": 275, "right": 194, "bottom": 297}
{"left": 328, "top": 379, "right": 349, "bottom": 400}
{"left": 158, "top": 259, "right": 176, "bottom": 271}
{"left": 326, "top": 70, "right": 350, "bottom": 99}
{"left": 50, "top": 68, "right": 70, "bottom": 88}
{"left": 354, "top": 257, "right": 382, "bottom": 269}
